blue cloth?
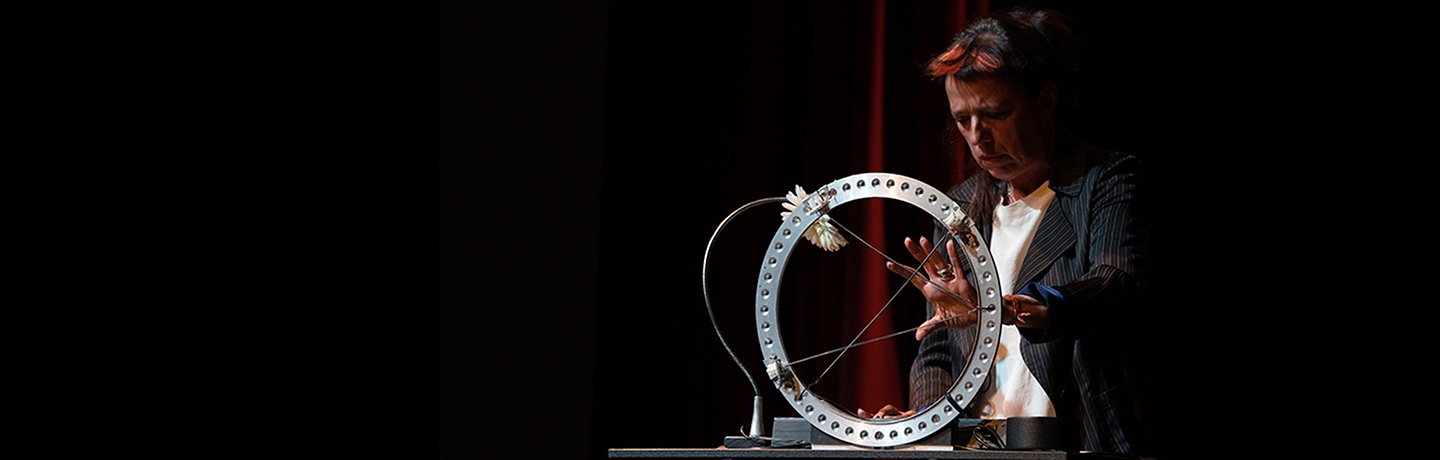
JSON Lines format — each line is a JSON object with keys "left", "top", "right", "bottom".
{"left": 1016, "top": 282, "right": 1064, "bottom": 310}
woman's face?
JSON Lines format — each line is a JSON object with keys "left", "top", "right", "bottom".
{"left": 945, "top": 75, "right": 1056, "bottom": 188}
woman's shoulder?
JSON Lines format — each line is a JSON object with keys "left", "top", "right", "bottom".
{"left": 1054, "top": 145, "right": 1143, "bottom": 195}
{"left": 947, "top": 174, "right": 983, "bottom": 205}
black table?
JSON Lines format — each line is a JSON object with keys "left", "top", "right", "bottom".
{"left": 608, "top": 448, "right": 1095, "bottom": 459}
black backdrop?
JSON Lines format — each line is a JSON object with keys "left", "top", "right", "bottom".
{"left": 440, "top": 1, "right": 1315, "bottom": 459}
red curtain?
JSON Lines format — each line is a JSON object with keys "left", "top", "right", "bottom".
{"left": 851, "top": 0, "right": 900, "bottom": 415}
{"left": 842, "top": 0, "right": 986, "bottom": 415}
{"left": 776, "top": 0, "right": 987, "bottom": 416}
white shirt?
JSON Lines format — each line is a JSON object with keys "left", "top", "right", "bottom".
{"left": 976, "top": 181, "right": 1057, "bottom": 419}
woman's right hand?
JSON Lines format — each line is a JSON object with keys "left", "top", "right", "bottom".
{"left": 884, "top": 236, "right": 978, "bottom": 340}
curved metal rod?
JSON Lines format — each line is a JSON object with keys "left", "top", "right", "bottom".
{"left": 702, "top": 196, "right": 788, "bottom": 437}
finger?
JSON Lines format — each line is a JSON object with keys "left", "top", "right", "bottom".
{"left": 916, "top": 324, "right": 934, "bottom": 340}
{"left": 939, "top": 240, "right": 973, "bottom": 305}
{"left": 857, "top": 408, "right": 872, "bottom": 418}
{"left": 886, "top": 262, "right": 930, "bottom": 291}
{"left": 1000, "top": 295, "right": 1017, "bottom": 324}
{"left": 917, "top": 236, "right": 936, "bottom": 257}
{"left": 904, "top": 237, "right": 931, "bottom": 269}
{"left": 946, "top": 240, "right": 962, "bottom": 276}
{"left": 908, "top": 236, "right": 952, "bottom": 278}
{"left": 917, "top": 237, "right": 943, "bottom": 272}
{"left": 1002, "top": 294, "right": 1040, "bottom": 325}
{"left": 884, "top": 260, "right": 916, "bottom": 278}
{"left": 915, "top": 316, "right": 941, "bottom": 340}
{"left": 943, "top": 309, "right": 974, "bottom": 328}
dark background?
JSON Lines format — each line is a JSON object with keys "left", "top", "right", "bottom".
{"left": 441, "top": 1, "right": 1315, "bottom": 459}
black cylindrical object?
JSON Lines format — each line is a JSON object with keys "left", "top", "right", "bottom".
{"left": 1005, "top": 416, "right": 1081, "bottom": 451}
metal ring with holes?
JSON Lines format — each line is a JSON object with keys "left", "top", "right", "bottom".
{"left": 754, "top": 173, "right": 1003, "bottom": 448}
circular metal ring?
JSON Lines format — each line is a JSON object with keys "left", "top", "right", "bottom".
{"left": 755, "top": 173, "right": 1003, "bottom": 448}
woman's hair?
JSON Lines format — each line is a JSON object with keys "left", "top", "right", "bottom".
{"left": 927, "top": 7, "right": 1082, "bottom": 100}
{"left": 927, "top": 7, "right": 1084, "bottom": 224}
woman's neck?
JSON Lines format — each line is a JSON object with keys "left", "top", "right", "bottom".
{"left": 1007, "top": 126, "right": 1064, "bottom": 201}
{"left": 1007, "top": 166, "right": 1052, "bottom": 203}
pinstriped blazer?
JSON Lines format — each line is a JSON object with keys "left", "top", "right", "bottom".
{"left": 909, "top": 141, "right": 1150, "bottom": 454}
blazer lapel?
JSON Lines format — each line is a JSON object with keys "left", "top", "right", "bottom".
{"left": 1015, "top": 192, "right": 1075, "bottom": 288}
{"left": 1013, "top": 141, "right": 1088, "bottom": 288}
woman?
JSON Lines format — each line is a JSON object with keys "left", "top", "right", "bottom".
{"left": 861, "top": 8, "right": 1150, "bottom": 454}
